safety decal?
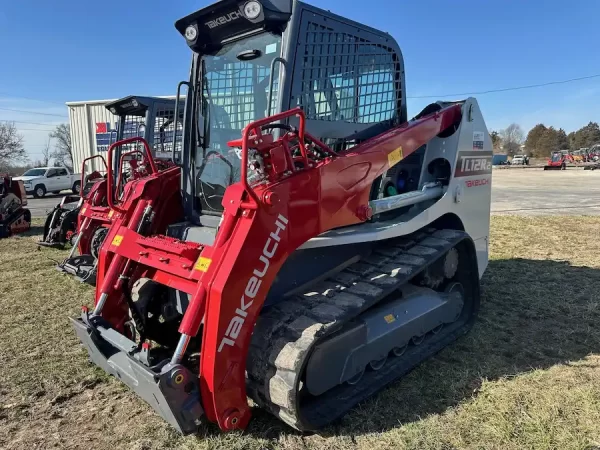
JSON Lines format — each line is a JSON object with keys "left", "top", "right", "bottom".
{"left": 194, "top": 256, "right": 212, "bottom": 273}
{"left": 387, "top": 147, "right": 403, "bottom": 167}
{"left": 111, "top": 235, "right": 124, "bottom": 246}
{"left": 384, "top": 314, "right": 396, "bottom": 324}
{"left": 473, "top": 131, "right": 485, "bottom": 150}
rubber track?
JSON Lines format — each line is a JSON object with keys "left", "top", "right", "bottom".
{"left": 246, "top": 228, "right": 475, "bottom": 431}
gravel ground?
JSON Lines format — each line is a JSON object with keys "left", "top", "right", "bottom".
{"left": 491, "top": 167, "right": 600, "bottom": 216}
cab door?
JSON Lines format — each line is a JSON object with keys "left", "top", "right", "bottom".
{"left": 54, "top": 168, "right": 70, "bottom": 190}
{"left": 45, "top": 168, "right": 59, "bottom": 191}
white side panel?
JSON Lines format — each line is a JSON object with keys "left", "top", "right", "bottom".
{"left": 69, "top": 101, "right": 119, "bottom": 176}
{"left": 298, "top": 97, "right": 492, "bottom": 279}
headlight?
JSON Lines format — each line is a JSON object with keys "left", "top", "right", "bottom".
{"left": 243, "top": 1, "right": 262, "bottom": 19}
{"left": 185, "top": 25, "right": 198, "bottom": 41}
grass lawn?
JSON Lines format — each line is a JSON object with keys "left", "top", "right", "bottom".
{"left": 1, "top": 216, "right": 600, "bottom": 450}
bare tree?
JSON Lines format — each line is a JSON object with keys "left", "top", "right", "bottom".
{"left": 500, "top": 123, "right": 525, "bottom": 155}
{"left": 49, "top": 123, "right": 73, "bottom": 170}
{"left": 489, "top": 130, "right": 504, "bottom": 154}
{"left": 42, "top": 136, "right": 52, "bottom": 166}
{"left": 0, "top": 122, "right": 27, "bottom": 170}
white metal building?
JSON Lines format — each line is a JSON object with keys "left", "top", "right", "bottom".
{"left": 66, "top": 96, "right": 176, "bottom": 174}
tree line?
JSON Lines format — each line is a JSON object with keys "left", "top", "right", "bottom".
{"left": 0, "top": 122, "right": 73, "bottom": 174}
{"left": 491, "top": 121, "right": 600, "bottom": 158}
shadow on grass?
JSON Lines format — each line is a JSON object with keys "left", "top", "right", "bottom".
{"left": 19, "top": 225, "right": 46, "bottom": 237}
{"left": 231, "top": 257, "right": 600, "bottom": 439}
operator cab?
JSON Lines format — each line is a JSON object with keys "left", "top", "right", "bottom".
{"left": 174, "top": 0, "right": 408, "bottom": 224}
{"left": 104, "top": 95, "right": 184, "bottom": 163}
{"left": 102, "top": 96, "right": 184, "bottom": 196}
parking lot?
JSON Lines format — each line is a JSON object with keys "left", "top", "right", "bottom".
{"left": 26, "top": 193, "right": 69, "bottom": 218}
{"left": 27, "top": 168, "right": 600, "bottom": 219}
{"left": 491, "top": 167, "right": 600, "bottom": 215}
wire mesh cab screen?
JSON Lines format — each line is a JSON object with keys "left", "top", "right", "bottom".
{"left": 152, "top": 105, "right": 183, "bottom": 161}
{"left": 295, "top": 13, "right": 403, "bottom": 149}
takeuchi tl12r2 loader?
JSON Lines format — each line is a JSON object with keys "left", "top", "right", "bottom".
{"left": 70, "top": 0, "right": 492, "bottom": 434}
{"left": 42, "top": 95, "right": 183, "bottom": 284}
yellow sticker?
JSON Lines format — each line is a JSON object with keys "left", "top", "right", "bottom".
{"left": 81, "top": 207, "right": 87, "bottom": 214}
{"left": 108, "top": 210, "right": 114, "bottom": 218}
{"left": 384, "top": 314, "right": 396, "bottom": 324}
{"left": 111, "top": 235, "right": 124, "bottom": 246}
{"left": 387, "top": 147, "right": 403, "bottom": 167}
{"left": 194, "top": 257, "right": 212, "bottom": 273}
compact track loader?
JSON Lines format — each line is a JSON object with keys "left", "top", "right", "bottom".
{"left": 71, "top": 0, "right": 492, "bottom": 434}
{"left": 43, "top": 96, "right": 183, "bottom": 284}
{"left": 0, "top": 175, "right": 31, "bottom": 238}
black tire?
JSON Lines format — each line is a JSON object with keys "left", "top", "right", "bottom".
{"left": 33, "top": 184, "right": 46, "bottom": 198}
{"left": 72, "top": 181, "right": 81, "bottom": 195}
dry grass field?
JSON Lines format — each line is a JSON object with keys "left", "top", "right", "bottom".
{"left": 2, "top": 214, "right": 600, "bottom": 450}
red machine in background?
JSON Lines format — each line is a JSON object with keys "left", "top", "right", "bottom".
{"left": 544, "top": 151, "right": 574, "bottom": 170}
{"left": 57, "top": 153, "right": 174, "bottom": 284}
{"left": 39, "top": 94, "right": 182, "bottom": 284}
{"left": 0, "top": 174, "right": 31, "bottom": 238}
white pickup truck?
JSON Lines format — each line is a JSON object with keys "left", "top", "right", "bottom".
{"left": 13, "top": 167, "right": 82, "bottom": 198}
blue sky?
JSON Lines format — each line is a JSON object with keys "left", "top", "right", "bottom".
{"left": 1, "top": 0, "right": 599, "bottom": 160}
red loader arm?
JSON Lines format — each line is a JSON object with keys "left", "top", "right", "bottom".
{"left": 92, "top": 104, "right": 462, "bottom": 430}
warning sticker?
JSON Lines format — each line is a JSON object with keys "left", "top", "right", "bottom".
{"left": 108, "top": 210, "right": 114, "bottom": 218}
{"left": 384, "top": 314, "right": 396, "bottom": 324}
{"left": 111, "top": 235, "right": 124, "bottom": 246}
{"left": 387, "top": 147, "right": 403, "bottom": 167}
{"left": 81, "top": 207, "right": 87, "bottom": 215}
{"left": 194, "top": 257, "right": 212, "bottom": 273}
{"left": 473, "top": 131, "right": 485, "bottom": 150}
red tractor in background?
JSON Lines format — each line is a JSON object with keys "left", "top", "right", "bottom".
{"left": 39, "top": 95, "right": 182, "bottom": 284}
{"left": 544, "top": 150, "right": 574, "bottom": 170}
{"left": 0, "top": 174, "right": 31, "bottom": 238}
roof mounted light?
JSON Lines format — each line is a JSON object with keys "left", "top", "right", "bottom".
{"left": 243, "top": 1, "right": 262, "bottom": 20}
{"left": 110, "top": 107, "right": 117, "bottom": 115}
{"left": 131, "top": 99, "right": 139, "bottom": 108}
{"left": 185, "top": 25, "right": 198, "bottom": 41}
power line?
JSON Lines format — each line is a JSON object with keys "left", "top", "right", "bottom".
{"left": 0, "top": 119, "right": 60, "bottom": 126}
{"left": 407, "top": 74, "right": 600, "bottom": 99}
{"left": 0, "top": 107, "right": 68, "bottom": 118}
{"left": 0, "top": 91, "right": 65, "bottom": 106}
